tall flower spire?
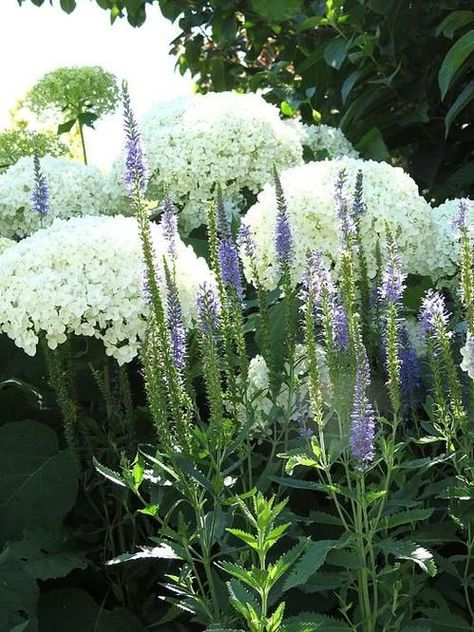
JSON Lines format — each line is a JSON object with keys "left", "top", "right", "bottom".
{"left": 350, "top": 347, "right": 376, "bottom": 467}
{"left": 122, "top": 81, "right": 149, "bottom": 196}
{"left": 273, "top": 165, "right": 292, "bottom": 270}
{"left": 32, "top": 154, "right": 49, "bottom": 217}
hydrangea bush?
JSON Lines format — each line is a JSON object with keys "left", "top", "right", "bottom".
{"left": 108, "top": 92, "right": 304, "bottom": 231}
{"left": 0, "top": 155, "right": 113, "bottom": 238}
{"left": 0, "top": 215, "right": 214, "bottom": 363}
{"left": 2, "top": 84, "right": 474, "bottom": 632}
{"left": 240, "top": 158, "right": 434, "bottom": 290}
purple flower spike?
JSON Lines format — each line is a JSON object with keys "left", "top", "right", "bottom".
{"left": 419, "top": 290, "right": 450, "bottom": 338}
{"left": 219, "top": 237, "right": 243, "bottom": 299}
{"left": 32, "top": 154, "right": 49, "bottom": 217}
{"left": 332, "top": 299, "right": 349, "bottom": 350}
{"left": 273, "top": 167, "right": 292, "bottom": 269}
{"left": 238, "top": 224, "right": 256, "bottom": 260}
{"left": 164, "top": 264, "right": 186, "bottom": 371}
{"left": 122, "top": 83, "right": 149, "bottom": 196}
{"left": 379, "top": 241, "right": 406, "bottom": 304}
{"left": 335, "top": 169, "right": 356, "bottom": 244}
{"left": 162, "top": 195, "right": 178, "bottom": 259}
{"left": 452, "top": 199, "right": 469, "bottom": 233}
{"left": 197, "top": 282, "right": 220, "bottom": 334}
{"left": 399, "top": 325, "right": 421, "bottom": 404}
{"left": 350, "top": 349, "right": 376, "bottom": 466}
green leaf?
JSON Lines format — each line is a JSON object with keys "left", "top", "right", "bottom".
{"left": 324, "top": 38, "right": 348, "bottom": 70}
{"left": 341, "top": 69, "right": 362, "bottom": 104}
{"left": 219, "top": 561, "right": 260, "bottom": 590}
{"left": 57, "top": 119, "right": 77, "bottom": 134}
{"left": 355, "top": 126, "right": 390, "bottom": 161}
{"left": 377, "top": 539, "right": 437, "bottom": 576}
{"left": 248, "top": 0, "right": 302, "bottom": 22}
{"left": 283, "top": 539, "right": 341, "bottom": 591}
{"left": 0, "top": 557, "right": 39, "bottom": 632}
{"left": 445, "top": 80, "right": 474, "bottom": 135}
{"left": 0, "top": 421, "right": 78, "bottom": 543}
{"left": 436, "top": 11, "right": 474, "bottom": 38}
{"left": 9, "top": 528, "right": 87, "bottom": 580}
{"left": 59, "top": 0, "right": 76, "bottom": 13}
{"left": 379, "top": 508, "right": 434, "bottom": 531}
{"left": 93, "top": 457, "right": 127, "bottom": 487}
{"left": 438, "top": 29, "right": 474, "bottom": 99}
{"left": 226, "top": 528, "right": 259, "bottom": 550}
{"left": 283, "top": 612, "right": 351, "bottom": 631}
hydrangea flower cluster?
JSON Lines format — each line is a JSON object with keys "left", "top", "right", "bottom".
{"left": 240, "top": 158, "right": 433, "bottom": 290}
{"left": 430, "top": 198, "right": 474, "bottom": 280}
{"left": 0, "top": 236, "right": 13, "bottom": 255}
{"left": 461, "top": 336, "right": 474, "bottom": 380}
{"left": 288, "top": 120, "right": 359, "bottom": 159}
{"left": 108, "top": 92, "right": 303, "bottom": 232}
{"left": 0, "top": 215, "right": 214, "bottom": 364}
{"left": 0, "top": 155, "right": 113, "bottom": 239}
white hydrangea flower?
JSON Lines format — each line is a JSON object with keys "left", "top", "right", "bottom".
{"left": 0, "top": 236, "right": 13, "bottom": 254}
{"left": 430, "top": 198, "right": 474, "bottom": 280}
{"left": 240, "top": 158, "right": 434, "bottom": 290}
{"left": 0, "top": 215, "right": 214, "bottom": 364}
{"left": 0, "top": 155, "right": 113, "bottom": 239}
{"left": 287, "top": 120, "right": 359, "bottom": 159}
{"left": 461, "top": 336, "right": 474, "bottom": 380}
{"left": 108, "top": 92, "right": 303, "bottom": 233}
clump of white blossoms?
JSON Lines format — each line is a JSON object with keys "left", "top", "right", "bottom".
{"left": 461, "top": 337, "right": 474, "bottom": 381}
{"left": 0, "top": 215, "right": 214, "bottom": 364}
{"left": 430, "top": 198, "right": 474, "bottom": 280}
{"left": 0, "top": 236, "right": 13, "bottom": 255}
{"left": 240, "top": 158, "right": 434, "bottom": 290}
{"left": 288, "top": 120, "right": 359, "bottom": 159}
{"left": 0, "top": 155, "right": 113, "bottom": 239}
{"left": 108, "top": 92, "right": 303, "bottom": 232}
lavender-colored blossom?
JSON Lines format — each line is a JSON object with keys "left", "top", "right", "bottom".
{"left": 122, "top": 83, "right": 149, "bottom": 196}
{"left": 164, "top": 264, "right": 186, "bottom": 371}
{"left": 141, "top": 264, "right": 162, "bottom": 305}
{"left": 32, "top": 154, "right": 49, "bottom": 217}
{"left": 218, "top": 237, "right": 243, "bottom": 299}
{"left": 216, "top": 186, "right": 230, "bottom": 239}
{"left": 399, "top": 325, "right": 421, "bottom": 405}
{"left": 273, "top": 167, "right": 292, "bottom": 268}
{"left": 161, "top": 195, "right": 178, "bottom": 259}
{"left": 332, "top": 299, "right": 349, "bottom": 350}
{"left": 197, "top": 282, "right": 221, "bottom": 334}
{"left": 238, "top": 223, "right": 256, "bottom": 260}
{"left": 419, "top": 290, "right": 450, "bottom": 338}
{"left": 300, "top": 250, "right": 326, "bottom": 307}
{"left": 335, "top": 169, "right": 356, "bottom": 244}
{"left": 352, "top": 170, "right": 366, "bottom": 218}
{"left": 379, "top": 242, "right": 406, "bottom": 304}
{"left": 350, "top": 349, "right": 376, "bottom": 466}
{"left": 452, "top": 198, "right": 469, "bottom": 233}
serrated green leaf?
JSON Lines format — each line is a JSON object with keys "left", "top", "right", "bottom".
{"left": 283, "top": 612, "right": 351, "bottom": 631}
{"left": 439, "top": 29, "right": 474, "bottom": 99}
{"left": 379, "top": 508, "right": 434, "bottom": 531}
{"left": 226, "top": 528, "right": 259, "bottom": 550}
{"left": 283, "top": 539, "right": 340, "bottom": 591}
{"left": 218, "top": 561, "right": 260, "bottom": 590}
{"left": 378, "top": 539, "right": 437, "bottom": 576}
{"left": 106, "top": 543, "right": 180, "bottom": 566}
{"left": 93, "top": 457, "right": 127, "bottom": 487}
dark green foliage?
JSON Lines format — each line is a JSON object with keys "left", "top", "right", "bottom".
{"left": 20, "top": 0, "right": 474, "bottom": 198}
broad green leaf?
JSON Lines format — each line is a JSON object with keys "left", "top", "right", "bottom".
{"left": 248, "top": 0, "right": 302, "bottom": 22}
{"left": 438, "top": 29, "right": 474, "bottom": 99}
{"left": 445, "top": 80, "right": 474, "bottom": 135}
{"left": 355, "top": 126, "right": 390, "bottom": 161}
{"left": 0, "top": 558, "right": 39, "bottom": 632}
{"left": 324, "top": 38, "right": 348, "bottom": 70}
{"left": 57, "top": 119, "right": 77, "bottom": 134}
{"left": 283, "top": 539, "right": 340, "bottom": 591}
{"left": 377, "top": 539, "right": 437, "bottom": 576}
{"left": 59, "top": 0, "right": 76, "bottom": 13}
{"left": 436, "top": 11, "right": 474, "bottom": 38}
{"left": 0, "top": 421, "right": 78, "bottom": 543}
{"left": 9, "top": 529, "right": 87, "bottom": 580}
